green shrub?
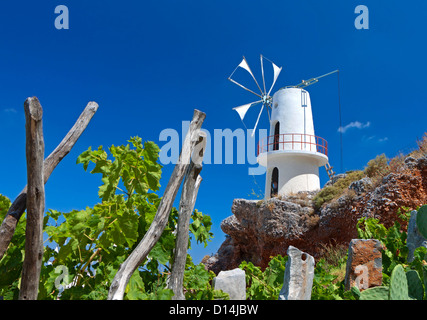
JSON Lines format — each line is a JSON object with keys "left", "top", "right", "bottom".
{"left": 409, "top": 132, "right": 427, "bottom": 159}
{"left": 311, "top": 258, "right": 353, "bottom": 300}
{"left": 239, "top": 255, "right": 287, "bottom": 300}
{"left": 313, "top": 186, "right": 340, "bottom": 209}
{"left": 335, "top": 171, "right": 364, "bottom": 189}
{"left": 364, "top": 154, "right": 389, "bottom": 178}
{"left": 313, "top": 171, "right": 364, "bottom": 209}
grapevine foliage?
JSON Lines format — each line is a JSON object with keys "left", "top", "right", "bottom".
{"left": 239, "top": 255, "right": 287, "bottom": 300}
{"left": 0, "top": 137, "right": 214, "bottom": 300}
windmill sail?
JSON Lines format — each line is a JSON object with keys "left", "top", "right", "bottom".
{"left": 229, "top": 55, "right": 282, "bottom": 137}
{"left": 229, "top": 57, "right": 263, "bottom": 95}
{"left": 233, "top": 100, "right": 262, "bottom": 121}
{"left": 238, "top": 57, "right": 255, "bottom": 79}
{"left": 267, "top": 62, "right": 282, "bottom": 95}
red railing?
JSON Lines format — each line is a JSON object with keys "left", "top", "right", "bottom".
{"left": 257, "top": 133, "right": 328, "bottom": 156}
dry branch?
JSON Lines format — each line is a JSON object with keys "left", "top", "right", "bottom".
{"left": 0, "top": 100, "right": 99, "bottom": 260}
{"left": 108, "top": 109, "right": 206, "bottom": 300}
{"left": 168, "top": 132, "right": 206, "bottom": 300}
{"left": 19, "top": 97, "right": 45, "bottom": 300}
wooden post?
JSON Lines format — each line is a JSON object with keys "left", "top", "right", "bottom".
{"left": 19, "top": 97, "right": 45, "bottom": 300}
{"left": 168, "top": 132, "right": 206, "bottom": 300}
{"left": 108, "top": 109, "right": 206, "bottom": 300}
{"left": 0, "top": 101, "right": 99, "bottom": 261}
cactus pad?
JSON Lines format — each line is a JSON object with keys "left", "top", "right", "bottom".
{"left": 389, "top": 264, "right": 410, "bottom": 300}
{"left": 406, "top": 270, "right": 424, "bottom": 300}
{"left": 359, "top": 286, "right": 389, "bottom": 300}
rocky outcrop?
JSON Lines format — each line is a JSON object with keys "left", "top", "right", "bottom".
{"left": 205, "top": 156, "right": 427, "bottom": 274}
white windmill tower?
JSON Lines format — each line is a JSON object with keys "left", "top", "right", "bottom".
{"left": 229, "top": 55, "right": 338, "bottom": 199}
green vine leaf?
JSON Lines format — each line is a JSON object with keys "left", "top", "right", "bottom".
{"left": 0, "top": 137, "right": 216, "bottom": 300}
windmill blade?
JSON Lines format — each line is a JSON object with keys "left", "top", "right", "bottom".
{"left": 228, "top": 78, "right": 262, "bottom": 98}
{"left": 260, "top": 55, "right": 266, "bottom": 94}
{"left": 237, "top": 57, "right": 255, "bottom": 78}
{"left": 251, "top": 103, "right": 265, "bottom": 137}
{"left": 267, "top": 62, "right": 283, "bottom": 95}
{"left": 239, "top": 56, "right": 264, "bottom": 95}
{"left": 232, "top": 100, "right": 262, "bottom": 121}
{"left": 229, "top": 56, "right": 264, "bottom": 95}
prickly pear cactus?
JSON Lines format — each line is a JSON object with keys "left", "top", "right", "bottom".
{"left": 389, "top": 265, "right": 410, "bottom": 300}
{"left": 350, "top": 286, "right": 361, "bottom": 299}
{"left": 406, "top": 270, "right": 424, "bottom": 300}
{"left": 423, "top": 264, "right": 427, "bottom": 300}
{"left": 359, "top": 265, "right": 424, "bottom": 300}
{"left": 416, "top": 205, "right": 427, "bottom": 239}
{"left": 359, "top": 286, "right": 389, "bottom": 300}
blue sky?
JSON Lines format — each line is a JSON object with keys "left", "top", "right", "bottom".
{"left": 1, "top": 0, "right": 427, "bottom": 263}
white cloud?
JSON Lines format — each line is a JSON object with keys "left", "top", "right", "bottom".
{"left": 338, "top": 121, "right": 370, "bottom": 133}
{"left": 363, "top": 135, "right": 388, "bottom": 143}
{"left": 3, "top": 108, "right": 17, "bottom": 114}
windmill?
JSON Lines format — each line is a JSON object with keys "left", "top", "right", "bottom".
{"left": 228, "top": 55, "right": 282, "bottom": 137}
{"left": 229, "top": 55, "right": 343, "bottom": 198}
{"left": 284, "top": 69, "right": 340, "bottom": 180}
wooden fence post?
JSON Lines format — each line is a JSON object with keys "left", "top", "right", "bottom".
{"left": 19, "top": 97, "right": 45, "bottom": 300}
{"left": 108, "top": 109, "right": 206, "bottom": 300}
{"left": 0, "top": 101, "right": 99, "bottom": 261}
{"left": 168, "top": 131, "right": 207, "bottom": 300}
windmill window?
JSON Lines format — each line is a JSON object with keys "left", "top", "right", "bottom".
{"left": 271, "top": 167, "right": 279, "bottom": 197}
{"left": 301, "top": 90, "right": 307, "bottom": 108}
{"left": 273, "top": 121, "right": 280, "bottom": 151}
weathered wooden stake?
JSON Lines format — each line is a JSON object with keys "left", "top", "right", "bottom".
{"left": 19, "top": 97, "right": 45, "bottom": 300}
{"left": 108, "top": 109, "right": 206, "bottom": 300}
{"left": 0, "top": 101, "right": 99, "bottom": 260}
{"left": 168, "top": 131, "right": 206, "bottom": 300}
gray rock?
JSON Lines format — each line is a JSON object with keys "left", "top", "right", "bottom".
{"left": 213, "top": 268, "right": 246, "bottom": 300}
{"left": 344, "top": 239, "right": 383, "bottom": 290}
{"left": 223, "top": 198, "right": 315, "bottom": 242}
{"left": 417, "top": 156, "right": 427, "bottom": 173}
{"left": 349, "top": 177, "right": 373, "bottom": 195}
{"left": 407, "top": 210, "right": 427, "bottom": 262}
{"left": 278, "top": 246, "right": 315, "bottom": 300}
{"left": 404, "top": 156, "right": 417, "bottom": 169}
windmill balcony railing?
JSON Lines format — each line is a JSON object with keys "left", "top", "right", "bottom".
{"left": 257, "top": 133, "right": 328, "bottom": 157}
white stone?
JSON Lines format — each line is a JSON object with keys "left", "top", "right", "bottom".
{"left": 213, "top": 268, "right": 246, "bottom": 300}
{"left": 279, "top": 245, "right": 315, "bottom": 300}
{"left": 407, "top": 210, "right": 427, "bottom": 262}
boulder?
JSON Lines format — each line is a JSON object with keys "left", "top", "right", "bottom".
{"left": 344, "top": 239, "right": 383, "bottom": 290}
{"left": 404, "top": 156, "right": 418, "bottom": 169}
{"left": 349, "top": 177, "right": 373, "bottom": 195}
{"left": 213, "top": 268, "right": 246, "bottom": 300}
{"left": 278, "top": 246, "right": 315, "bottom": 300}
{"left": 407, "top": 210, "right": 427, "bottom": 262}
